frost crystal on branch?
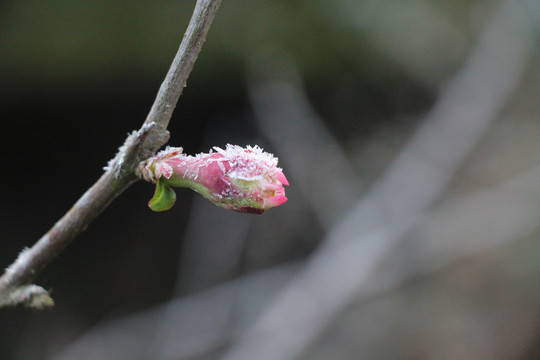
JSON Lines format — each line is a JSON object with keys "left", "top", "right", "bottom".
{"left": 141, "top": 144, "right": 289, "bottom": 214}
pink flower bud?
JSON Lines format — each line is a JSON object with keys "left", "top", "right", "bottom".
{"left": 141, "top": 144, "right": 289, "bottom": 214}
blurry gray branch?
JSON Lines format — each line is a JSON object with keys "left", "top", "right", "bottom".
{"left": 34, "top": 0, "right": 538, "bottom": 358}
{"left": 0, "top": 0, "right": 222, "bottom": 310}
{"left": 219, "top": 1, "right": 534, "bottom": 359}
{"left": 52, "top": 163, "right": 540, "bottom": 360}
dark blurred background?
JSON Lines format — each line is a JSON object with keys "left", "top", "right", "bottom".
{"left": 2, "top": 0, "right": 540, "bottom": 359}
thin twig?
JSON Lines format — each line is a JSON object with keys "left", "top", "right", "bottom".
{"left": 0, "top": 0, "right": 223, "bottom": 310}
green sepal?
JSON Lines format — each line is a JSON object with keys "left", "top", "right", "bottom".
{"left": 148, "top": 178, "right": 177, "bottom": 212}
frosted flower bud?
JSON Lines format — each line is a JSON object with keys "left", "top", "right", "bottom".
{"left": 141, "top": 144, "right": 289, "bottom": 214}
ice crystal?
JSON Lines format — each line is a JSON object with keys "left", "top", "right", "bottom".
{"left": 142, "top": 144, "right": 289, "bottom": 214}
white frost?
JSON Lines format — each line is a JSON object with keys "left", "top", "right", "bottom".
{"left": 6, "top": 247, "right": 32, "bottom": 276}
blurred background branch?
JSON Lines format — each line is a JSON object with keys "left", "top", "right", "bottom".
{"left": 220, "top": 2, "right": 534, "bottom": 358}
{"left": 2, "top": 0, "right": 540, "bottom": 359}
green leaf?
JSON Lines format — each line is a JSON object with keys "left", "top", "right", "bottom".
{"left": 148, "top": 179, "right": 177, "bottom": 212}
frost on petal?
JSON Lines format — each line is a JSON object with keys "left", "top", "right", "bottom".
{"left": 143, "top": 144, "right": 289, "bottom": 214}
{"left": 159, "top": 163, "right": 174, "bottom": 179}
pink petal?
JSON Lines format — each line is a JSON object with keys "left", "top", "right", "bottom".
{"left": 263, "top": 183, "right": 284, "bottom": 191}
{"left": 277, "top": 170, "right": 289, "bottom": 186}
{"left": 263, "top": 194, "right": 288, "bottom": 209}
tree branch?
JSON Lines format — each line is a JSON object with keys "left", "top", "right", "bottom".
{"left": 0, "top": 0, "right": 223, "bottom": 310}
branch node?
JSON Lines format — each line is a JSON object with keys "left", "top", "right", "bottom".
{"left": 0, "top": 284, "right": 54, "bottom": 310}
{"left": 103, "top": 121, "right": 169, "bottom": 179}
